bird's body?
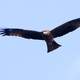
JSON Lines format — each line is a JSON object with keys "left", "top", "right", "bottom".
{"left": 0, "top": 18, "right": 80, "bottom": 53}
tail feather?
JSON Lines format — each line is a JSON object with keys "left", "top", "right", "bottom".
{"left": 46, "top": 40, "right": 61, "bottom": 53}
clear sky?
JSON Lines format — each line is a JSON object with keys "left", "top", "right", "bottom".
{"left": 0, "top": 0, "right": 80, "bottom": 80}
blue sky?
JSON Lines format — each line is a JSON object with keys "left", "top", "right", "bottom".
{"left": 0, "top": 0, "right": 80, "bottom": 80}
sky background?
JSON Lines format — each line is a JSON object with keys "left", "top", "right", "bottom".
{"left": 0, "top": 0, "right": 80, "bottom": 80}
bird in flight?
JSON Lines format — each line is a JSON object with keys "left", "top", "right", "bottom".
{"left": 0, "top": 18, "right": 80, "bottom": 53}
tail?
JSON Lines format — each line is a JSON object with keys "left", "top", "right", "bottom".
{"left": 46, "top": 40, "right": 61, "bottom": 53}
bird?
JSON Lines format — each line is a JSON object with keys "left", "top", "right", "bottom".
{"left": 0, "top": 18, "right": 80, "bottom": 53}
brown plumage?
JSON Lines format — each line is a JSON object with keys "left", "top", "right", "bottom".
{"left": 0, "top": 18, "right": 80, "bottom": 53}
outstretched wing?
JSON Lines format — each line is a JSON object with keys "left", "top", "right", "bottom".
{"left": 0, "top": 28, "right": 44, "bottom": 40}
{"left": 51, "top": 18, "right": 80, "bottom": 38}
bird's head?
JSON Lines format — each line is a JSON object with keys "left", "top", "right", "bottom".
{"left": 42, "top": 30, "right": 51, "bottom": 36}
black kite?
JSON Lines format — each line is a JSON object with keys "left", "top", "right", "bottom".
{"left": 0, "top": 18, "right": 80, "bottom": 52}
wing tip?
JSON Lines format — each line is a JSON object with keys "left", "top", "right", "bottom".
{"left": 0, "top": 29, "right": 6, "bottom": 36}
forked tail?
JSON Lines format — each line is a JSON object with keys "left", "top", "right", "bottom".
{"left": 46, "top": 40, "right": 61, "bottom": 53}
